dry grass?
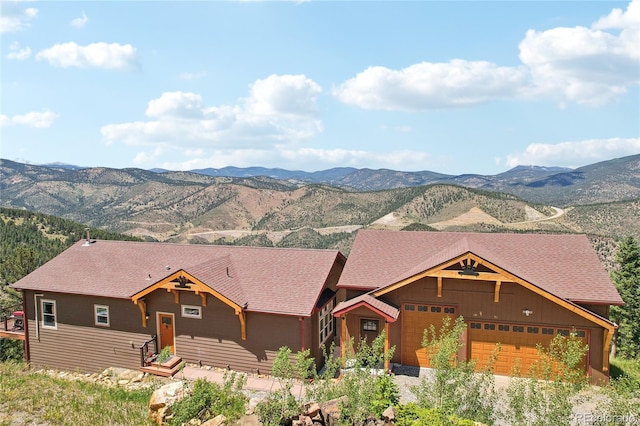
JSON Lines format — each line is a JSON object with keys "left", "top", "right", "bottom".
{"left": 0, "top": 362, "right": 154, "bottom": 426}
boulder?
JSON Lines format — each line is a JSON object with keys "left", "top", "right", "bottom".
{"left": 202, "top": 414, "right": 227, "bottom": 426}
{"left": 148, "top": 381, "right": 188, "bottom": 424}
{"left": 319, "top": 396, "right": 348, "bottom": 426}
{"left": 237, "top": 414, "right": 263, "bottom": 426}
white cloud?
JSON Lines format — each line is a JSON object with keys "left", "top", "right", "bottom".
{"left": 0, "top": 2, "right": 37, "bottom": 33}
{"left": 6, "top": 41, "right": 31, "bottom": 60}
{"left": 334, "top": 61, "right": 527, "bottom": 111}
{"left": 153, "top": 147, "right": 436, "bottom": 172}
{"left": 71, "top": 11, "right": 89, "bottom": 28}
{"left": 101, "top": 74, "right": 323, "bottom": 150}
{"left": 0, "top": 111, "right": 59, "bottom": 128}
{"left": 335, "top": 0, "right": 640, "bottom": 110}
{"left": 36, "top": 42, "right": 138, "bottom": 70}
{"left": 505, "top": 137, "right": 640, "bottom": 168}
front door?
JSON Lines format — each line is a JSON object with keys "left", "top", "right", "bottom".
{"left": 158, "top": 313, "right": 175, "bottom": 354}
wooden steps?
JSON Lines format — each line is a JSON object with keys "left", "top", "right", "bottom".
{"left": 141, "top": 356, "right": 184, "bottom": 377}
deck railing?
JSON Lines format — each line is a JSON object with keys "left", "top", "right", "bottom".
{"left": 139, "top": 335, "right": 158, "bottom": 367}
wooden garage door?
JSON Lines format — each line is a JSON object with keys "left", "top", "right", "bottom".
{"left": 401, "top": 303, "right": 457, "bottom": 367}
{"left": 469, "top": 321, "right": 589, "bottom": 376}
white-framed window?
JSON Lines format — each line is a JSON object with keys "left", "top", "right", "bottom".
{"left": 41, "top": 299, "right": 57, "bottom": 329}
{"left": 94, "top": 304, "right": 110, "bottom": 327}
{"left": 181, "top": 305, "right": 202, "bottom": 319}
{"left": 319, "top": 299, "right": 335, "bottom": 344}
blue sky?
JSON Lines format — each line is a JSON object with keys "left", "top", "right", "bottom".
{"left": 1, "top": 1, "right": 639, "bottom": 175}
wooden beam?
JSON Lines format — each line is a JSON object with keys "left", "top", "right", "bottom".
{"left": 171, "top": 289, "right": 180, "bottom": 304}
{"left": 494, "top": 281, "right": 502, "bottom": 303}
{"left": 235, "top": 309, "right": 247, "bottom": 340}
{"left": 437, "top": 276, "right": 442, "bottom": 298}
{"left": 384, "top": 322, "right": 390, "bottom": 372}
{"left": 135, "top": 299, "right": 147, "bottom": 328}
{"left": 428, "top": 270, "right": 514, "bottom": 281}
{"left": 341, "top": 316, "right": 347, "bottom": 361}
{"left": 603, "top": 328, "right": 612, "bottom": 372}
{"left": 200, "top": 293, "right": 207, "bottom": 307}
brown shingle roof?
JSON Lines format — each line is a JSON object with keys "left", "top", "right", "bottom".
{"left": 12, "top": 240, "right": 344, "bottom": 317}
{"left": 333, "top": 294, "right": 400, "bottom": 321}
{"left": 338, "top": 230, "right": 623, "bottom": 305}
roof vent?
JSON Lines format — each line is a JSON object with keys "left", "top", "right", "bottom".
{"left": 82, "top": 228, "right": 94, "bottom": 246}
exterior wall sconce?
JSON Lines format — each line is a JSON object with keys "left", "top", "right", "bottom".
{"left": 522, "top": 309, "right": 533, "bottom": 317}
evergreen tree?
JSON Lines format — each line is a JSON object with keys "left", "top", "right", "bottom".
{"left": 611, "top": 236, "right": 640, "bottom": 359}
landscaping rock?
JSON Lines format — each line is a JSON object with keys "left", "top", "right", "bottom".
{"left": 237, "top": 414, "right": 263, "bottom": 426}
{"left": 202, "top": 414, "right": 227, "bottom": 426}
{"left": 148, "top": 381, "right": 188, "bottom": 424}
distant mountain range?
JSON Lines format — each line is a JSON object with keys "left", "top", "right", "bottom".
{"left": 2, "top": 154, "right": 638, "bottom": 269}
{"left": 34, "top": 154, "right": 640, "bottom": 205}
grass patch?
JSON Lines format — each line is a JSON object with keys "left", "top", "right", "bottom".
{"left": 0, "top": 361, "right": 154, "bottom": 425}
{"left": 610, "top": 357, "right": 640, "bottom": 381}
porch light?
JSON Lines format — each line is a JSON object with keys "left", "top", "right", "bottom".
{"left": 522, "top": 309, "right": 533, "bottom": 317}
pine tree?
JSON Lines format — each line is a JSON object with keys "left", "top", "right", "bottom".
{"left": 611, "top": 236, "right": 640, "bottom": 359}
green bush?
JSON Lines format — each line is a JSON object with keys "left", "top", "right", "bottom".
{"left": 0, "top": 338, "right": 24, "bottom": 361}
{"left": 169, "top": 372, "right": 247, "bottom": 426}
{"left": 396, "top": 403, "right": 477, "bottom": 426}
{"left": 411, "top": 316, "right": 497, "bottom": 424}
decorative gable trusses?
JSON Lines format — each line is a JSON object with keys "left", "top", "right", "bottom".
{"left": 131, "top": 260, "right": 248, "bottom": 340}
{"left": 371, "top": 250, "right": 617, "bottom": 372}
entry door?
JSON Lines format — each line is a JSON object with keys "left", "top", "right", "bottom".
{"left": 158, "top": 313, "right": 175, "bottom": 354}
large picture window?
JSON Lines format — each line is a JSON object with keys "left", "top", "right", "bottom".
{"left": 319, "top": 299, "right": 335, "bottom": 344}
{"left": 41, "top": 300, "right": 57, "bottom": 329}
{"left": 94, "top": 305, "right": 110, "bottom": 327}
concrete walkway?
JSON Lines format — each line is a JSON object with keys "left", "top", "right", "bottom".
{"left": 177, "top": 365, "right": 306, "bottom": 397}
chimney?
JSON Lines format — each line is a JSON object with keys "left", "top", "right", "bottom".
{"left": 83, "top": 228, "right": 92, "bottom": 246}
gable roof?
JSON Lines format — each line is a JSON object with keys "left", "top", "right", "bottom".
{"left": 338, "top": 230, "right": 623, "bottom": 305}
{"left": 12, "top": 240, "right": 345, "bottom": 317}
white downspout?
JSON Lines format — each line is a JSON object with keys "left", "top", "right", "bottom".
{"left": 34, "top": 293, "right": 43, "bottom": 340}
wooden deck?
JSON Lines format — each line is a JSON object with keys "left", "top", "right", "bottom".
{"left": 140, "top": 355, "right": 184, "bottom": 377}
{"left": 0, "top": 317, "right": 25, "bottom": 340}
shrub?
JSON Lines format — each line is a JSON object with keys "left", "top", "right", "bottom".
{"left": 169, "top": 372, "right": 247, "bottom": 426}
{"left": 396, "top": 403, "right": 477, "bottom": 426}
{"left": 502, "top": 331, "right": 589, "bottom": 426}
{"left": 411, "top": 316, "right": 497, "bottom": 424}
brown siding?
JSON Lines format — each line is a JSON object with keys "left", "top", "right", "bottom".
{"left": 145, "top": 289, "right": 303, "bottom": 375}
{"left": 23, "top": 290, "right": 153, "bottom": 373}
{"left": 382, "top": 277, "right": 609, "bottom": 379}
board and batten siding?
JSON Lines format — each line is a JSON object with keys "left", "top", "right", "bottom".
{"left": 23, "top": 290, "right": 154, "bottom": 373}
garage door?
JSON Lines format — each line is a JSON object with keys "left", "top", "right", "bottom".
{"left": 469, "top": 321, "right": 589, "bottom": 376}
{"left": 401, "top": 303, "right": 457, "bottom": 367}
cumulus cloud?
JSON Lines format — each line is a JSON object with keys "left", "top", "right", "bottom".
{"left": 6, "top": 41, "right": 31, "bottom": 60}
{"left": 0, "top": 111, "right": 59, "bottom": 128}
{"left": 334, "top": 60, "right": 527, "bottom": 111}
{"left": 36, "top": 42, "right": 138, "bottom": 70}
{"left": 335, "top": 0, "right": 639, "bottom": 110}
{"left": 71, "top": 11, "right": 89, "bottom": 28}
{"left": 101, "top": 74, "right": 324, "bottom": 152}
{"left": 0, "top": 1, "right": 37, "bottom": 33}
{"left": 505, "top": 137, "right": 640, "bottom": 168}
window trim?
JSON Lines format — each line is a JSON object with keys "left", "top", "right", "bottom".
{"left": 94, "top": 304, "right": 110, "bottom": 327}
{"left": 41, "top": 299, "right": 57, "bottom": 330}
{"left": 319, "top": 299, "right": 335, "bottom": 344}
{"left": 181, "top": 305, "right": 202, "bottom": 319}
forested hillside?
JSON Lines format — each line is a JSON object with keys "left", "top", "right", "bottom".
{"left": 0, "top": 208, "right": 142, "bottom": 311}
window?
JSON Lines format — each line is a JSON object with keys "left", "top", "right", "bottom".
{"left": 361, "top": 319, "right": 378, "bottom": 332}
{"left": 444, "top": 307, "right": 456, "bottom": 314}
{"left": 431, "top": 306, "right": 442, "bottom": 313}
{"left": 542, "top": 328, "right": 554, "bottom": 335}
{"left": 404, "top": 304, "right": 415, "bottom": 311}
{"left": 417, "top": 305, "right": 428, "bottom": 312}
{"left": 484, "top": 323, "right": 496, "bottom": 330}
{"left": 498, "top": 324, "right": 510, "bottom": 332}
{"left": 41, "top": 300, "right": 57, "bottom": 329}
{"left": 527, "top": 327, "right": 539, "bottom": 334}
{"left": 513, "top": 326, "right": 524, "bottom": 333}
{"left": 181, "top": 305, "right": 202, "bottom": 319}
{"left": 470, "top": 322, "right": 481, "bottom": 329}
{"left": 319, "top": 299, "right": 334, "bottom": 344}
{"left": 94, "top": 305, "right": 110, "bottom": 327}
